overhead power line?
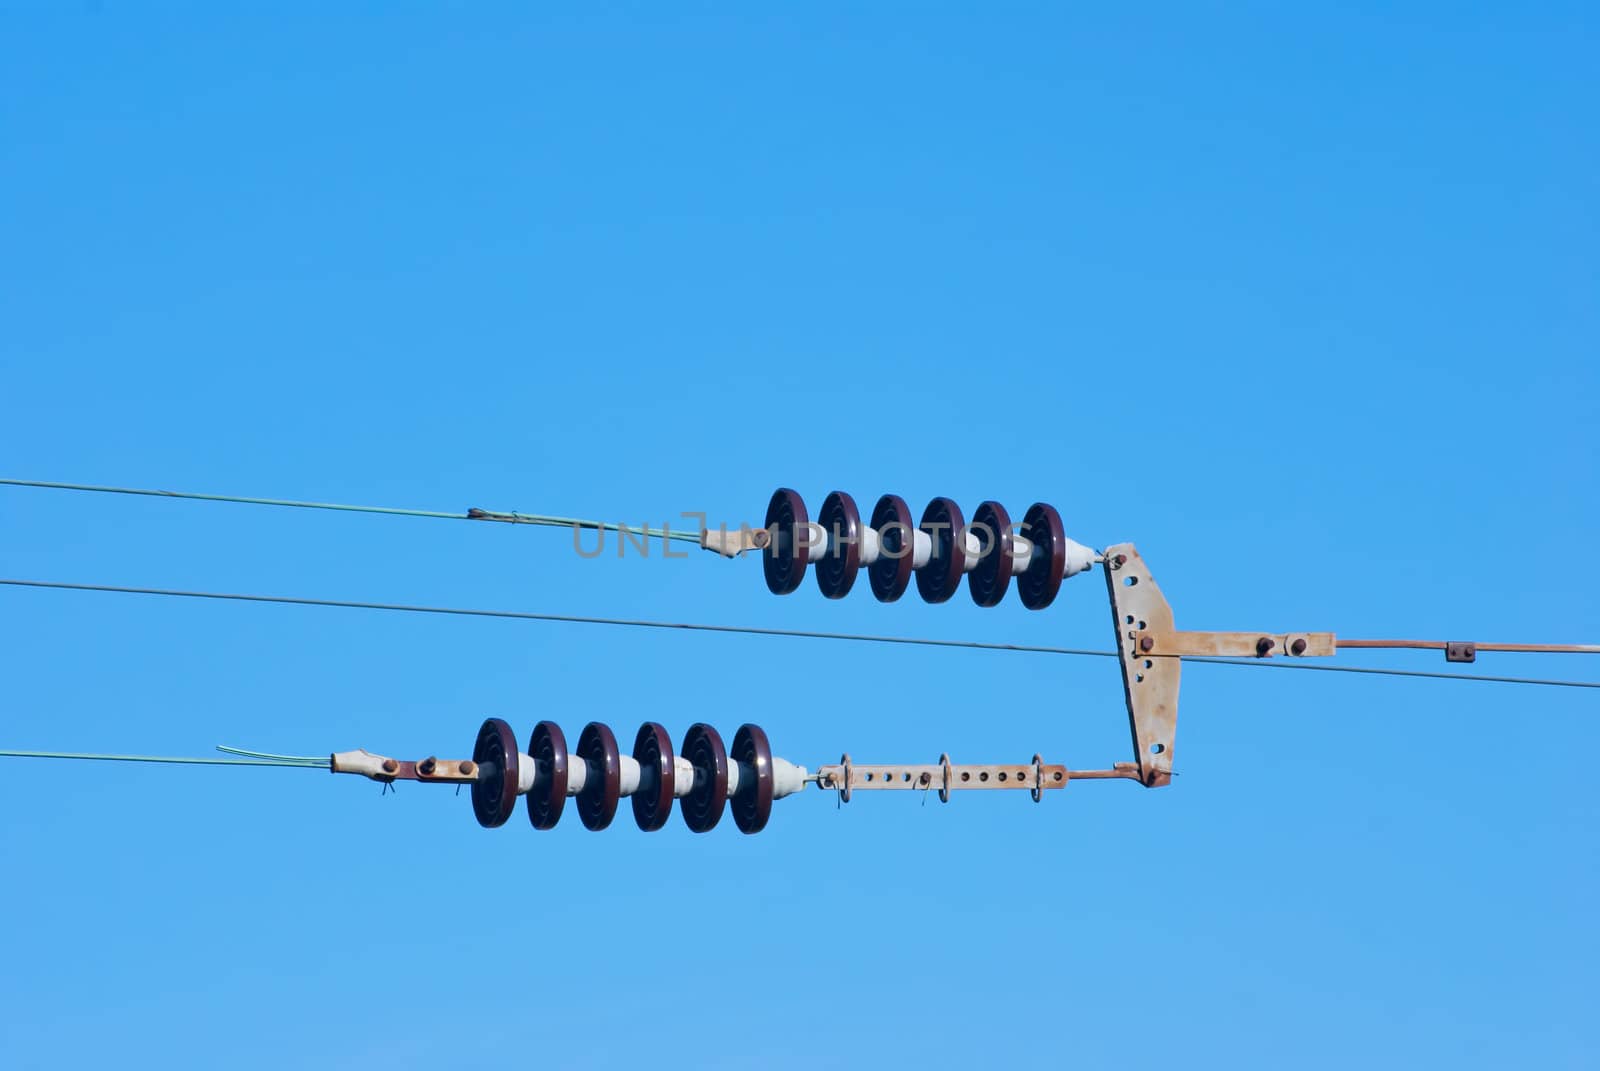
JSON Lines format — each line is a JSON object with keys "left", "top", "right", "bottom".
{"left": 2, "top": 577, "right": 1594, "bottom": 690}
{"left": 0, "top": 477, "right": 702, "bottom": 543}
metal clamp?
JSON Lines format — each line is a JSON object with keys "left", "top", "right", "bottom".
{"left": 700, "top": 524, "right": 771, "bottom": 558}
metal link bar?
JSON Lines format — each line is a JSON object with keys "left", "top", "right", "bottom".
{"left": 815, "top": 760, "right": 1129, "bottom": 796}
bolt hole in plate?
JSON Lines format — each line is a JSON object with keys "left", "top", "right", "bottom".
{"left": 471, "top": 717, "right": 520, "bottom": 829}
{"left": 968, "top": 500, "right": 1014, "bottom": 607}
{"left": 576, "top": 722, "right": 621, "bottom": 830}
{"left": 762, "top": 488, "right": 809, "bottom": 595}
{"left": 1017, "top": 503, "right": 1067, "bottom": 610}
{"left": 526, "top": 720, "right": 569, "bottom": 830}
{"left": 868, "top": 494, "right": 914, "bottom": 602}
{"left": 730, "top": 724, "right": 775, "bottom": 834}
{"left": 679, "top": 723, "right": 729, "bottom": 833}
{"left": 631, "top": 722, "right": 675, "bottom": 832}
{"left": 815, "top": 491, "right": 862, "bottom": 599}
{"left": 915, "top": 497, "right": 966, "bottom": 603}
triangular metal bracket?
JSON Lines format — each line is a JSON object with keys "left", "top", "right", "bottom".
{"left": 1104, "top": 543, "right": 1178, "bottom": 787}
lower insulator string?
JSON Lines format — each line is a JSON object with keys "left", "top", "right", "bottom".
{"left": 327, "top": 722, "right": 1137, "bottom": 833}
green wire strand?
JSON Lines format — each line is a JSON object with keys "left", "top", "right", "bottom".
{"left": 0, "top": 478, "right": 704, "bottom": 543}
{"left": 214, "top": 745, "right": 328, "bottom": 764}
{"left": 0, "top": 748, "right": 328, "bottom": 769}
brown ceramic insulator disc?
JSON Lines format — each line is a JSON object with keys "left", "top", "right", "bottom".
{"left": 730, "top": 723, "right": 775, "bottom": 835}
{"left": 526, "top": 720, "right": 569, "bottom": 831}
{"left": 679, "top": 722, "right": 729, "bottom": 834}
{"left": 1017, "top": 502, "right": 1067, "bottom": 611}
{"left": 814, "top": 491, "right": 862, "bottom": 600}
{"left": 762, "top": 488, "right": 810, "bottom": 595}
{"left": 470, "top": 717, "right": 519, "bottom": 829}
{"left": 867, "top": 494, "right": 914, "bottom": 602}
{"left": 575, "top": 722, "right": 621, "bottom": 831}
{"left": 914, "top": 497, "right": 967, "bottom": 604}
{"left": 967, "top": 500, "right": 1015, "bottom": 608}
{"left": 631, "top": 722, "right": 675, "bottom": 832}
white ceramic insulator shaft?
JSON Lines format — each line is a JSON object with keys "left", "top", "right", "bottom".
{"left": 673, "top": 755, "right": 808, "bottom": 801}
{"left": 1061, "top": 538, "right": 1095, "bottom": 578}
{"left": 1007, "top": 528, "right": 1097, "bottom": 579}
{"left": 801, "top": 523, "right": 829, "bottom": 559}
{"left": 513, "top": 752, "right": 589, "bottom": 796}
{"left": 769, "top": 757, "right": 808, "bottom": 799}
{"left": 802, "top": 522, "right": 895, "bottom": 563}
{"left": 961, "top": 530, "right": 983, "bottom": 573}
{"left": 802, "top": 521, "right": 914, "bottom": 569}
{"left": 618, "top": 756, "right": 642, "bottom": 796}
{"left": 1008, "top": 534, "right": 1034, "bottom": 575}
{"left": 803, "top": 508, "right": 1095, "bottom": 585}
{"left": 511, "top": 749, "right": 807, "bottom": 805}
{"left": 858, "top": 525, "right": 881, "bottom": 565}
{"left": 671, "top": 756, "right": 698, "bottom": 798}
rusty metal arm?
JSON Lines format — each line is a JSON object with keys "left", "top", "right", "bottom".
{"left": 1103, "top": 544, "right": 1345, "bottom": 787}
{"left": 1133, "top": 629, "right": 1337, "bottom": 659}
{"left": 1102, "top": 543, "right": 1527, "bottom": 787}
{"left": 1127, "top": 628, "right": 1592, "bottom": 665}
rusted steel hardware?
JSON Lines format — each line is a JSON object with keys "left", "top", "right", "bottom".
{"left": 817, "top": 753, "right": 1141, "bottom": 804}
{"left": 1105, "top": 544, "right": 1179, "bottom": 787}
{"left": 330, "top": 749, "right": 479, "bottom": 783}
{"left": 700, "top": 524, "right": 770, "bottom": 558}
{"left": 1130, "top": 629, "right": 1336, "bottom": 658}
{"left": 1103, "top": 544, "right": 1338, "bottom": 786}
{"left": 697, "top": 488, "right": 1599, "bottom": 795}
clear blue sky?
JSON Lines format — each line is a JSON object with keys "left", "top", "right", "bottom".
{"left": 2, "top": 5, "right": 1595, "bottom": 1068}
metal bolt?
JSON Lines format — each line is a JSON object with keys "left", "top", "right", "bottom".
{"left": 381, "top": 758, "right": 399, "bottom": 774}
{"left": 920, "top": 771, "right": 931, "bottom": 785}
{"left": 751, "top": 529, "right": 771, "bottom": 548}
{"left": 1139, "top": 635, "right": 1155, "bottom": 653}
{"left": 1290, "top": 637, "right": 1307, "bottom": 656}
{"left": 1112, "top": 554, "right": 1127, "bottom": 569}
{"left": 1255, "top": 637, "right": 1276, "bottom": 657}
{"left": 459, "top": 760, "right": 476, "bottom": 776}
{"left": 418, "top": 757, "right": 436, "bottom": 775}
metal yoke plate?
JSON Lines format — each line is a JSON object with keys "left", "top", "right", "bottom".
{"left": 1105, "top": 542, "right": 1177, "bottom": 787}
